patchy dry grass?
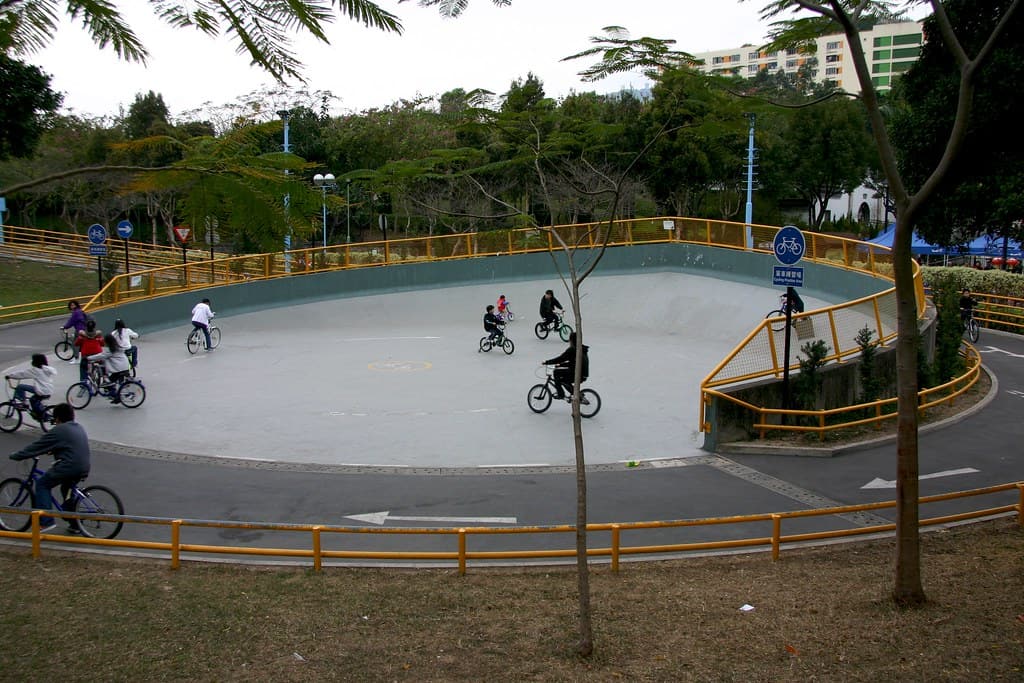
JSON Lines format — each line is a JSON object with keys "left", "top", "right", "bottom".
{"left": 1, "top": 520, "right": 1021, "bottom": 682}
{"left": 0, "top": 257, "right": 96, "bottom": 307}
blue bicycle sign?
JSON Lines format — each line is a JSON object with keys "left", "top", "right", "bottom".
{"left": 87, "top": 223, "right": 107, "bottom": 245}
{"left": 773, "top": 226, "right": 805, "bottom": 266}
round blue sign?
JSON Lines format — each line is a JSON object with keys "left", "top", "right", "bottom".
{"left": 116, "top": 219, "right": 133, "bottom": 239}
{"left": 773, "top": 225, "right": 805, "bottom": 266}
{"left": 87, "top": 224, "right": 107, "bottom": 245}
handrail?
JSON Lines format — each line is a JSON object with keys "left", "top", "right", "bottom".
{"left": 2, "top": 481, "right": 1020, "bottom": 572}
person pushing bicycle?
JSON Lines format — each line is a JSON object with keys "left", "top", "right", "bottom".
{"left": 543, "top": 332, "right": 589, "bottom": 401}
{"left": 8, "top": 403, "right": 90, "bottom": 533}
{"left": 539, "top": 289, "right": 564, "bottom": 330}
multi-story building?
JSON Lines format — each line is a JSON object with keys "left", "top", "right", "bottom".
{"left": 693, "top": 21, "right": 924, "bottom": 93}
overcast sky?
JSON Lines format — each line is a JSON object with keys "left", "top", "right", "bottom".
{"left": 33, "top": 1, "right": 777, "bottom": 120}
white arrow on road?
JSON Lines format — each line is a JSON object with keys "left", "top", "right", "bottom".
{"left": 345, "top": 511, "right": 518, "bottom": 526}
{"left": 861, "top": 467, "right": 980, "bottom": 490}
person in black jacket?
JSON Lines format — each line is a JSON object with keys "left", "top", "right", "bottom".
{"left": 543, "top": 332, "right": 589, "bottom": 401}
{"left": 8, "top": 403, "right": 90, "bottom": 532}
{"left": 538, "top": 289, "right": 564, "bottom": 330}
{"left": 482, "top": 305, "right": 504, "bottom": 343}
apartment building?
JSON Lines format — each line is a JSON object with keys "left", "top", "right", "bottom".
{"left": 693, "top": 21, "right": 925, "bottom": 93}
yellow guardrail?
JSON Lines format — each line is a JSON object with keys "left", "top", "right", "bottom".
{"left": 703, "top": 343, "right": 982, "bottom": 440}
{"left": 1, "top": 482, "right": 1020, "bottom": 572}
{"left": 0, "top": 295, "right": 95, "bottom": 325}
{"left": 75, "top": 218, "right": 900, "bottom": 313}
{"left": 976, "top": 292, "right": 1024, "bottom": 333}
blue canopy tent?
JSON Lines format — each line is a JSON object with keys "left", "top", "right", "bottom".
{"left": 868, "top": 226, "right": 1021, "bottom": 260}
{"left": 962, "top": 234, "right": 1022, "bottom": 257}
{"left": 867, "top": 224, "right": 948, "bottom": 255}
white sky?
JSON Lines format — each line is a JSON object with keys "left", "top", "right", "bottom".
{"left": 32, "top": 1, "right": 773, "bottom": 121}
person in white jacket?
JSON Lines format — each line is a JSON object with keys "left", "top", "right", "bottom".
{"left": 112, "top": 318, "right": 140, "bottom": 369}
{"left": 191, "top": 298, "right": 215, "bottom": 351}
{"left": 5, "top": 354, "right": 57, "bottom": 419}
{"left": 87, "top": 335, "right": 132, "bottom": 403}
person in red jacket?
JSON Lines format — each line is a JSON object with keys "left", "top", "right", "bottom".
{"left": 74, "top": 320, "right": 104, "bottom": 382}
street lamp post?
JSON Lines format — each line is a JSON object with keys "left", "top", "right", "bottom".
{"left": 277, "top": 109, "right": 292, "bottom": 272}
{"left": 346, "top": 179, "right": 352, "bottom": 243}
{"left": 313, "top": 172, "right": 336, "bottom": 251}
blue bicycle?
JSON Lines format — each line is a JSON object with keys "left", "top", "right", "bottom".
{"left": 0, "top": 456, "right": 124, "bottom": 538}
{"left": 66, "top": 363, "right": 146, "bottom": 409}
{"left": 0, "top": 378, "right": 55, "bottom": 433}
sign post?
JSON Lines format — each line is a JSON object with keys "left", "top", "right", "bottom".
{"left": 87, "top": 223, "right": 108, "bottom": 290}
{"left": 116, "top": 219, "right": 134, "bottom": 274}
{"left": 173, "top": 226, "right": 191, "bottom": 265}
{"left": 771, "top": 225, "right": 806, "bottom": 412}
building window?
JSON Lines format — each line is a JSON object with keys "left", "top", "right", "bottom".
{"left": 766, "top": 61, "right": 778, "bottom": 69}
{"left": 874, "top": 36, "right": 892, "bottom": 47}
{"left": 826, "top": 40, "right": 843, "bottom": 50}
{"left": 893, "top": 33, "right": 922, "bottom": 46}
{"left": 826, "top": 54, "right": 841, "bottom": 63}
{"left": 786, "top": 48, "right": 799, "bottom": 55}
{"left": 892, "top": 46, "right": 921, "bottom": 59}
{"left": 892, "top": 61, "right": 915, "bottom": 73}
{"left": 748, "top": 51, "right": 758, "bottom": 60}
{"left": 873, "top": 49, "right": 891, "bottom": 60}
{"left": 712, "top": 56, "right": 724, "bottom": 64}
{"left": 872, "top": 75, "right": 892, "bottom": 86}
{"left": 872, "top": 63, "right": 891, "bottom": 74}
{"left": 747, "top": 64, "right": 758, "bottom": 73}
{"left": 786, "top": 59, "right": 797, "bottom": 68}
{"left": 826, "top": 66, "right": 841, "bottom": 76}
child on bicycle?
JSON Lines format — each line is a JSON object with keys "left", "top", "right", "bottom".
{"left": 191, "top": 298, "right": 215, "bottom": 351}
{"left": 74, "top": 319, "right": 104, "bottom": 382}
{"left": 87, "top": 334, "right": 132, "bottom": 404}
{"left": 60, "top": 300, "right": 88, "bottom": 363}
{"left": 959, "top": 288, "right": 977, "bottom": 325}
{"left": 483, "top": 305, "right": 504, "bottom": 342}
{"left": 496, "top": 295, "right": 511, "bottom": 322}
{"left": 112, "top": 318, "right": 140, "bottom": 369}
{"left": 5, "top": 354, "right": 56, "bottom": 421}
{"left": 539, "top": 289, "right": 564, "bottom": 330}
{"left": 543, "top": 332, "right": 589, "bottom": 401}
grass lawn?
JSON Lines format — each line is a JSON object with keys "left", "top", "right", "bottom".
{"left": 0, "top": 519, "right": 1020, "bottom": 681}
{"left": 0, "top": 257, "right": 97, "bottom": 308}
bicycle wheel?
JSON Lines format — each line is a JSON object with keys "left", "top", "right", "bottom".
{"left": 579, "top": 389, "right": 602, "bottom": 418}
{"left": 558, "top": 324, "right": 573, "bottom": 342}
{"left": 186, "top": 329, "right": 201, "bottom": 354}
{"left": 75, "top": 485, "right": 124, "bottom": 539}
{"left": 209, "top": 326, "right": 222, "bottom": 349}
{"left": 506, "top": 310, "right": 515, "bottom": 321}
{"left": 502, "top": 338, "right": 515, "bottom": 355}
{"left": 54, "top": 339, "right": 74, "bottom": 361}
{"left": 0, "top": 402, "right": 22, "bottom": 432}
{"left": 0, "top": 478, "right": 34, "bottom": 531}
{"left": 534, "top": 322, "right": 549, "bottom": 340}
{"left": 117, "top": 380, "right": 146, "bottom": 408}
{"left": 527, "top": 383, "right": 552, "bottom": 413}
{"left": 66, "top": 382, "right": 93, "bottom": 409}
{"left": 37, "top": 405, "right": 54, "bottom": 433}
{"left": 766, "top": 309, "right": 787, "bottom": 332}
{"left": 967, "top": 319, "right": 980, "bottom": 343}
{"left": 479, "top": 337, "right": 492, "bottom": 352}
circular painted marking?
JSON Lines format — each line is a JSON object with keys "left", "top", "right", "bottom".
{"left": 367, "top": 360, "right": 432, "bottom": 372}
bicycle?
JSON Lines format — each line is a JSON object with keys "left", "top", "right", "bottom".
{"left": 66, "top": 365, "right": 146, "bottom": 409}
{"left": 534, "top": 312, "right": 573, "bottom": 342}
{"left": 775, "top": 236, "right": 803, "bottom": 257}
{"left": 187, "top": 323, "right": 221, "bottom": 354}
{"left": 497, "top": 303, "right": 515, "bottom": 323}
{"left": 0, "top": 378, "right": 54, "bottom": 433}
{"left": 479, "top": 324, "right": 515, "bottom": 355}
{"left": 527, "top": 365, "right": 601, "bottom": 418}
{"left": 0, "top": 456, "right": 124, "bottom": 539}
{"left": 765, "top": 294, "right": 798, "bottom": 332}
{"left": 962, "top": 309, "right": 980, "bottom": 343}
{"left": 54, "top": 328, "right": 76, "bottom": 361}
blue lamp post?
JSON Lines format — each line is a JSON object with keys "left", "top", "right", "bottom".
{"left": 313, "top": 173, "right": 336, "bottom": 250}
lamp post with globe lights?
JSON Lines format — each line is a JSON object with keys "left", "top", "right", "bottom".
{"left": 313, "top": 172, "right": 336, "bottom": 251}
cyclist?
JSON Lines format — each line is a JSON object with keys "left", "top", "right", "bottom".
{"left": 959, "top": 288, "right": 976, "bottom": 325}
{"left": 496, "top": 294, "right": 511, "bottom": 321}
{"left": 74, "top": 319, "right": 104, "bottom": 382}
{"left": 112, "top": 318, "right": 140, "bottom": 369}
{"left": 538, "top": 289, "right": 564, "bottom": 330}
{"left": 5, "top": 353, "right": 56, "bottom": 421}
{"left": 88, "top": 334, "right": 132, "bottom": 404}
{"left": 543, "top": 332, "right": 589, "bottom": 402}
{"left": 191, "top": 298, "right": 215, "bottom": 351}
{"left": 784, "top": 289, "right": 805, "bottom": 314}
{"left": 60, "top": 300, "right": 88, "bottom": 363}
{"left": 8, "top": 403, "right": 90, "bottom": 533}
{"left": 483, "top": 305, "right": 504, "bottom": 343}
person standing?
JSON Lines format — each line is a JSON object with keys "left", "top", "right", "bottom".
{"left": 74, "top": 319, "right": 104, "bottom": 382}
{"left": 8, "top": 403, "right": 90, "bottom": 533}
{"left": 60, "top": 300, "right": 88, "bottom": 363}
{"left": 191, "top": 298, "right": 215, "bottom": 351}
{"left": 5, "top": 354, "right": 57, "bottom": 420}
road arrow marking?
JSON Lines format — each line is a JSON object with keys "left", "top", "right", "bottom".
{"left": 861, "top": 467, "right": 980, "bottom": 490}
{"left": 345, "top": 511, "right": 518, "bottom": 526}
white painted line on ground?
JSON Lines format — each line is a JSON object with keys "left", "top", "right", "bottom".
{"left": 861, "top": 467, "right": 980, "bottom": 490}
{"left": 345, "top": 511, "right": 517, "bottom": 525}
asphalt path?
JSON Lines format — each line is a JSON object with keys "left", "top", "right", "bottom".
{"left": 1, "top": 278, "right": 1020, "bottom": 563}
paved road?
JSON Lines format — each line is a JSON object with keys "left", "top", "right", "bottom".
{"left": 1, "top": 277, "right": 1020, "bottom": 562}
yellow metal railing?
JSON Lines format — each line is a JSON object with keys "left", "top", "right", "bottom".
{"left": 2, "top": 481, "right": 1020, "bottom": 572}
{"left": 703, "top": 343, "right": 982, "bottom": 440}
{"left": 975, "top": 292, "right": 1024, "bottom": 333}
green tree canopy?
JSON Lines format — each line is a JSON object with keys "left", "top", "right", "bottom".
{"left": 0, "top": 52, "right": 62, "bottom": 159}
